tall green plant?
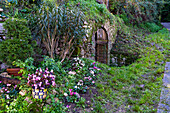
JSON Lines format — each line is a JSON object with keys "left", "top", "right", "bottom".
{"left": 28, "top": 1, "right": 86, "bottom": 62}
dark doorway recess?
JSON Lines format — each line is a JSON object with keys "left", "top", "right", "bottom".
{"left": 95, "top": 27, "right": 108, "bottom": 64}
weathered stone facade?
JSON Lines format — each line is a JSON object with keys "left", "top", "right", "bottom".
{"left": 81, "top": 20, "right": 118, "bottom": 65}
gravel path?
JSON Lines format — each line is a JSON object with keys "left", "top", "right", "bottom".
{"left": 161, "top": 22, "right": 170, "bottom": 31}
{"left": 157, "top": 62, "right": 170, "bottom": 113}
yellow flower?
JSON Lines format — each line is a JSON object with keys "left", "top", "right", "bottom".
{"left": 124, "top": 6, "right": 126, "bottom": 8}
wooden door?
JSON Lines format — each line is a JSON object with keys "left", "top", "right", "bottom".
{"left": 95, "top": 28, "right": 108, "bottom": 64}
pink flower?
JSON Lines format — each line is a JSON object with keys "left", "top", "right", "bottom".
{"left": 69, "top": 89, "right": 72, "bottom": 92}
{"left": 92, "top": 62, "right": 95, "bottom": 65}
{"left": 70, "top": 92, "right": 73, "bottom": 96}
{"left": 7, "top": 84, "right": 11, "bottom": 86}
{"left": 2, "top": 87, "right": 5, "bottom": 89}
{"left": 52, "top": 81, "right": 56, "bottom": 86}
{"left": 45, "top": 80, "right": 48, "bottom": 84}
{"left": 40, "top": 87, "right": 44, "bottom": 89}
{"left": 84, "top": 77, "right": 88, "bottom": 79}
{"left": 5, "top": 89, "right": 7, "bottom": 91}
{"left": 7, "top": 91, "right": 10, "bottom": 93}
{"left": 36, "top": 77, "right": 41, "bottom": 81}
{"left": 39, "top": 82, "right": 42, "bottom": 87}
{"left": 14, "top": 85, "right": 17, "bottom": 89}
{"left": 1, "top": 90, "right": 3, "bottom": 93}
{"left": 39, "top": 68, "right": 42, "bottom": 72}
{"left": 0, "top": 81, "right": 2, "bottom": 83}
{"left": 92, "top": 81, "right": 95, "bottom": 84}
{"left": 73, "top": 92, "right": 76, "bottom": 95}
{"left": 79, "top": 80, "right": 83, "bottom": 82}
{"left": 66, "top": 105, "right": 69, "bottom": 108}
{"left": 89, "top": 78, "right": 92, "bottom": 80}
{"left": 93, "top": 66, "right": 97, "bottom": 69}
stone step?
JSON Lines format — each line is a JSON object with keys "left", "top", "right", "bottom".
{"left": 157, "top": 62, "right": 170, "bottom": 113}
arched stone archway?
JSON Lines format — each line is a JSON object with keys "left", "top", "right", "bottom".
{"left": 95, "top": 27, "right": 108, "bottom": 64}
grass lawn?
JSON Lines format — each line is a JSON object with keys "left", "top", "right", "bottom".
{"left": 91, "top": 28, "right": 170, "bottom": 112}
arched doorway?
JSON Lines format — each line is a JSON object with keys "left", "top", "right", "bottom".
{"left": 95, "top": 28, "right": 108, "bottom": 64}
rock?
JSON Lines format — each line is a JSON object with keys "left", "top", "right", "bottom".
{"left": 0, "top": 72, "right": 11, "bottom": 78}
{"left": 0, "top": 76, "right": 20, "bottom": 85}
{"left": 46, "top": 98, "right": 51, "bottom": 104}
{"left": 0, "top": 63, "right": 8, "bottom": 70}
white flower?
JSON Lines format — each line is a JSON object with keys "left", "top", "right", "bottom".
{"left": 0, "top": 8, "right": 3, "bottom": 12}
{"left": 6, "top": 95, "right": 10, "bottom": 99}
{"left": 64, "top": 93, "right": 68, "bottom": 97}
{"left": 51, "top": 69, "right": 54, "bottom": 73}
{"left": 68, "top": 71, "right": 76, "bottom": 75}
{"left": 90, "top": 70, "right": 94, "bottom": 75}
{"left": 75, "top": 86, "right": 77, "bottom": 88}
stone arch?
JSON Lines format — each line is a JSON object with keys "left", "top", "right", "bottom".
{"left": 95, "top": 27, "right": 108, "bottom": 64}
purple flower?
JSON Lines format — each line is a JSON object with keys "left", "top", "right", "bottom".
{"left": 7, "top": 91, "right": 10, "bottom": 93}
{"left": 93, "top": 66, "right": 97, "bottom": 69}
{"left": 66, "top": 105, "right": 69, "bottom": 108}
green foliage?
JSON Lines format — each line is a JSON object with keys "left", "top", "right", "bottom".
{"left": 0, "top": 0, "right": 40, "bottom": 19}
{"left": 160, "top": 1, "right": 170, "bottom": 22}
{"left": 13, "top": 57, "right": 36, "bottom": 76}
{"left": 0, "top": 18, "right": 36, "bottom": 67}
{"left": 139, "top": 22, "right": 162, "bottom": 32}
{"left": 28, "top": 1, "right": 86, "bottom": 60}
{"left": 94, "top": 29, "right": 169, "bottom": 112}
{"left": 110, "top": 0, "right": 162, "bottom": 25}
{"left": 69, "top": 0, "right": 115, "bottom": 25}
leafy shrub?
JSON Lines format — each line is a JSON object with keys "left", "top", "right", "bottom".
{"left": 109, "top": 0, "right": 161, "bottom": 25}
{"left": 0, "top": 0, "right": 39, "bottom": 19}
{"left": 139, "top": 22, "right": 162, "bottom": 32}
{"left": 0, "top": 18, "right": 36, "bottom": 67}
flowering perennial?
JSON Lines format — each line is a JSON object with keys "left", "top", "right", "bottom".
{"left": 27, "top": 68, "right": 56, "bottom": 89}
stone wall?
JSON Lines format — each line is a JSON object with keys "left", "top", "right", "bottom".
{"left": 82, "top": 20, "right": 118, "bottom": 65}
